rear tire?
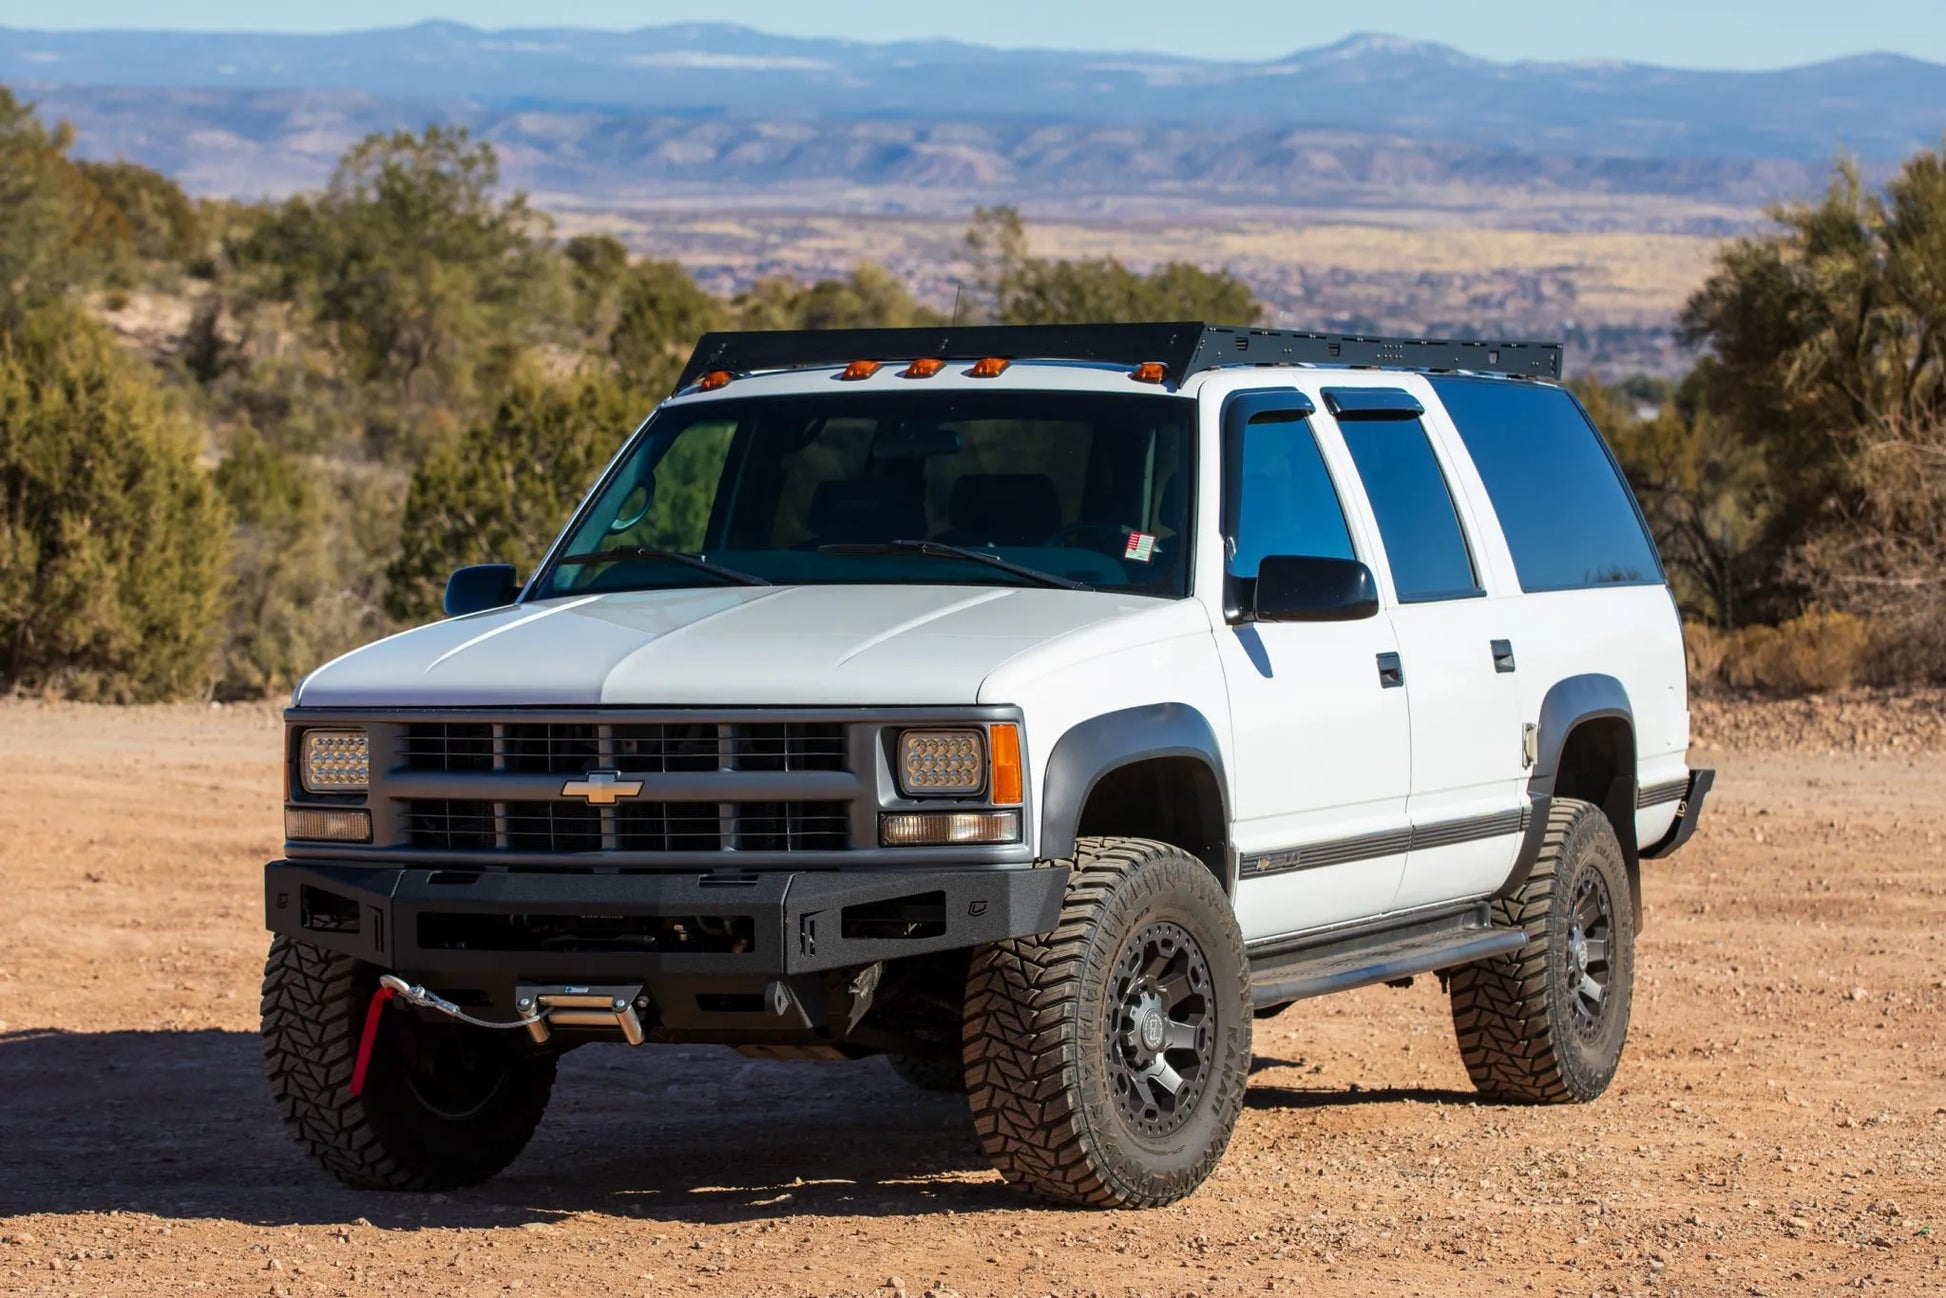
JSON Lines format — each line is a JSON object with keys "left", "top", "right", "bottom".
{"left": 963, "top": 838, "right": 1251, "bottom": 1208}
{"left": 261, "top": 937, "right": 556, "bottom": 1190}
{"left": 1448, "top": 798, "right": 1635, "bottom": 1104}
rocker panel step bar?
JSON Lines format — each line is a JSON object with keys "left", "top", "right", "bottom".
{"left": 1248, "top": 906, "right": 1529, "bottom": 1008}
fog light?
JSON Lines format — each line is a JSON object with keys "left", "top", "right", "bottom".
{"left": 285, "top": 807, "right": 372, "bottom": 843}
{"left": 301, "top": 730, "right": 369, "bottom": 792}
{"left": 880, "top": 810, "right": 1020, "bottom": 847}
{"left": 897, "top": 729, "right": 985, "bottom": 796}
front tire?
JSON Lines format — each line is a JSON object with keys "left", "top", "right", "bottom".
{"left": 261, "top": 937, "right": 557, "bottom": 1190}
{"left": 1448, "top": 798, "right": 1636, "bottom": 1103}
{"left": 963, "top": 838, "right": 1251, "bottom": 1208}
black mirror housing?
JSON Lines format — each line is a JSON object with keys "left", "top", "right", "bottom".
{"left": 443, "top": 564, "right": 519, "bottom": 618}
{"left": 1252, "top": 555, "right": 1380, "bottom": 623}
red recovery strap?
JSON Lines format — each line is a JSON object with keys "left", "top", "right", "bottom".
{"left": 349, "top": 985, "right": 394, "bottom": 1098}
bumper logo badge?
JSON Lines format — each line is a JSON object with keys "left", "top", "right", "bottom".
{"left": 562, "top": 770, "right": 644, "bottom": 804}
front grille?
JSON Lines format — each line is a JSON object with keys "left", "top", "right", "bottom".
{"left": 406, "top": 799, "right": 496, "bottom": 850}
{"left": 406, "top": 799, "right": 852, "bottom": 853}
{"left": 405, "top": 721, "right": 846, "bottom": 774}
{"left": 389, "top": 715, "right": 861, "bottom": 858}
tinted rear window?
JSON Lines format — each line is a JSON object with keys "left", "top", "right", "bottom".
{"left": 1336, "top": 416, "right": 1481, "bottom": 603}
{"left": 1432, "top": 378, "right": 1662, "bottom": 592}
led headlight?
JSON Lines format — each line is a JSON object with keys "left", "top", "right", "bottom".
{"left": 301, "top": 730, "right": 369, "bottom": 793}
{"left": 897, "top": 729, "right": 986, "bottom": 796}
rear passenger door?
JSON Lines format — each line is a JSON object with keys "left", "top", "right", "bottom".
{"left": 1323, "top": 387, "right": 1528, "bottom": 910}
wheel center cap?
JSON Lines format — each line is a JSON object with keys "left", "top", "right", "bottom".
{"left": 1139, "top": 1010, "right": 1166, "bottom": 1052}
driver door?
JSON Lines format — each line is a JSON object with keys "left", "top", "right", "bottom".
{"left": 1213, "top": 391, "right": 1414, "bottom": 944}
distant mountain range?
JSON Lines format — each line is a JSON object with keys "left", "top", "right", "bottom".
{"left": 6, "top": 21, "right": 1944, "bottom": 165}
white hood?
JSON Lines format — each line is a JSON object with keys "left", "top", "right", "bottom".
{"left": 295, "top": 584, "right": 1183, "bottom": 708}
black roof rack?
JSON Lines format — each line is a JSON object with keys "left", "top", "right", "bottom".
{"left": 675, "top": 322, "right": 1562, "bottom": 393}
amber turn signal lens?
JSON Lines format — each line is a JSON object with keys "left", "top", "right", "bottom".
{"left": 968, "top": 356, "right": 1011, "bottom": 378}
{"left": 903, "top": 357, "right": 947, "bottom": 378}
{"left": 1132, "top": 361, "right": 1168, "bottom": 384}
{"left": 697, "top": 370, "right": 733, "bottom": 392}
{"left": 989, "top": 723, "right": 1023, "bottom": 806}
{"left": 840, "top": 359, "right": 883, "bottom": 381}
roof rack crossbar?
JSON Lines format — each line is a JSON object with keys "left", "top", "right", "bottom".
{"left": 674, "top": 322, "right": 1563, "bottom": 394}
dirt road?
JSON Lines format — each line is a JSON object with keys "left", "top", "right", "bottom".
{"left": 1, "top": 698, "right": 1941, "bottom": 1296}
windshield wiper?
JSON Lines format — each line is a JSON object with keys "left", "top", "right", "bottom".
{"left": 819, "top": 540, "right": 1095, "bottom": 592}
{"left": 556, "top": 546, "right": 772, "bottom": 587}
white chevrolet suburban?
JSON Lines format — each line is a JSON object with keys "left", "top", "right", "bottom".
{"left": 264, "top": 323, "right": 1711, "bottom": 1208}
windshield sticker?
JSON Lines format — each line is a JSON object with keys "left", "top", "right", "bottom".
{"left": 1123, "top": 531, "right": 1157, "bottom": 563}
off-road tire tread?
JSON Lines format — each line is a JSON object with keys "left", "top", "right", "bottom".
{"left": 1448, "top": 798, "right": 1621, "bottom": 1104}
{"left": 261, "top": 936, "right": 555, "bottom": 1190}
{"left": 962, "top": 837, "right": 1250, "bottom": 1209}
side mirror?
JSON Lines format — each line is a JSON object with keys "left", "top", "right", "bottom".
{"left": 443, "top": 564, "right": 519, "bottom": 617}
{"left": 1252, "top": 555, "right": 1379, "bottom": 623}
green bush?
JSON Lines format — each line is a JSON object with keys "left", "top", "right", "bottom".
{"left": 0, "top": 307, "right": 229, "bottom": 700}
{"left": 1691, "top": 610, "right": 1875, "bottom": 695}
{"left": 384, "top": 373, "right": 640, "bottom": 626}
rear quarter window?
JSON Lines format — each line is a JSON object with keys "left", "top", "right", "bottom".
{"left": 1431, "top": 378, "right": 1663, "bottom": 593}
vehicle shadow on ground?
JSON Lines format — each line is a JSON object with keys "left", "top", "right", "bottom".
{"left": 1244, "top": 1083, "right": 1481, "bottom": 1110}
{"left": 0, "top": 1027, "right": 1013, "bottom": 1229}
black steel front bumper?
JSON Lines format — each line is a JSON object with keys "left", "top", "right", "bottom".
{"left": 266, "top": 860, "right": 1068, "bottom": 985}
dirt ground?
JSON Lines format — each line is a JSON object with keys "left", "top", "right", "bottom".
{"left": 1, "top": 695, "right": 1941, "bottom": 1297}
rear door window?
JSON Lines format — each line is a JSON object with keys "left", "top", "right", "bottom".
{"left": 1335, "top": 414, "right": 1481, "bottom": 603}
{"left": 1431, "top": 378, "right": 1663, "bottom": 592}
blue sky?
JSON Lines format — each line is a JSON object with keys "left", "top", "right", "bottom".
{"left": 13, "top": 0, "right": 1946, "bottom": 68}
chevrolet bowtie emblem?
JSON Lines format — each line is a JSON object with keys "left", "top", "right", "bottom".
{"left": 561, "top": 770, "right": 643, "bottom": 805}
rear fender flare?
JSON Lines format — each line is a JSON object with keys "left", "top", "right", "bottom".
{"left": 1502, "top": 674, "right": 1639, "bottom": 911}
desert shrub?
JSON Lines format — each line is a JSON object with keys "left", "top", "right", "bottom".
{"left": 384, "top": 373, "right": 641, "bottom": 626}
{"left": 74, "top": 158, "right": 202, "bottom": 265}
{"left": 0, "top": 306, "right": 228, "bottom": 700}
{"left": 965, "top": 205, "right": 1260, "bottom": 326}
{"left": 212, "top": 427, "right": 394, "bottom": 698}
{"left": 1720, "top": 611, "right": 1873, "bottom": 695}
{"left": 1683, "top": 146, "right": 1946, "bottom": 663}
{"left": 0, "top": 87, "right": 133, "bottom": 315}
{"left": 1681, "top": 621, "right": 1731, "bottom": 693}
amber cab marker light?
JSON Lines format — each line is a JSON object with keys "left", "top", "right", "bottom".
{"left": 903, "top": 357, "right": 947, "bottom": 379}
{"left": 839, "top": 359, "right": 883, "bottom": 381}
{"left": 968, "top": 356, "right": 1011, "bottom": 379}
{"left": 1132, "top": 361, "right": 1168, "bottom": 384}
{"left": 697, "top": 370, "right": 734, "bottom": 392}
{"left": 990, "top": 723, "right": 1024, "bottom": 806}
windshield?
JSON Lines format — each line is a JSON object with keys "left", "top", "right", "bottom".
{"left": 534, "top": 390, "right": 1196, "bottom": 599}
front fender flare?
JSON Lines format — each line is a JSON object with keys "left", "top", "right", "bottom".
{"left": 1039, "top": 703, "right": 1230, "bottom": 876}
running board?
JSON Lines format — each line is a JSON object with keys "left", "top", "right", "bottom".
{"left": 1248, "top": 911, "right": 1528, "bottom": 1008}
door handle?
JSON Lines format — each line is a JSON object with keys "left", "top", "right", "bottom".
{"left": 1491, "top": 639, "right": 1517, "bottom": 673}
{"left": 1376, "top": 652, "right": 1405, "bottom": 689}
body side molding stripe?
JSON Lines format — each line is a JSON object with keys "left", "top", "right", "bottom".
{"left": 1240, "top": 806, "right": 1528, "bottom": 880}
{"left": 1637, "top": 778, "right": 1689, "bottom": 809}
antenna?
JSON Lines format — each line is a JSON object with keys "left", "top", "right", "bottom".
{"left": 950, "top": 282, "right": 967, "bottom": 327}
